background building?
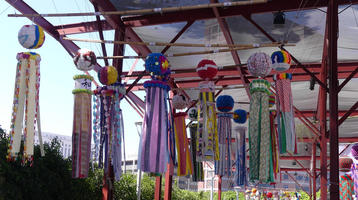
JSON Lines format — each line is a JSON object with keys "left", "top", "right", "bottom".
{"left": 34, "top": 132, "right": 72, "bottom": 158}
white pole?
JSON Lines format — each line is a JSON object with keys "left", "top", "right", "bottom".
{"left": 136, "top": 169, "right": 142, "bottom": 200}
{"left": 210, "top": 176, "right": 214, "bottom": 200}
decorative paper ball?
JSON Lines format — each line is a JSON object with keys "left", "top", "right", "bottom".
{"left": 216, "top": 95, "right": 234, "bottom": 112}
{"left": 269, "top": 94, "right": 275, "bottom": 108}
{"left": 233, "top": 109, "right": 247, "bottom": 124}
{"left": 73, "top": 49, "right": 97, "bottom": 71}
{"left": 188, "top": 107, "right": 198, "bottom": 121}
{"left": 267, "top": 192, "right": 273, "bottom": 198}
{"left": 351, "top": 143, "right": 358, "bottom": 159}
{"left": 172, "top": 94, "right": 188, "bottom": 110}
{"left": 18, "top": 25, "right": 45, "bottom": 49}
{"left": 247, "top": 52, "right": 272, "bottom": 77}
{"left": 339, "top": 157, "right": 353, "bottom": 172}
{"left": 145, "top": 53, "right": 170, "bottom": 81}
{"left": 98, "top": 66, "right": 118, "bottom": 85}
{"left": 196, "top": 59, "right": 218, "bottom": 80}
{"left": 271, "top": 50, "right": 291, "bottom": 72}
{"left": 251, "top": 188, "right": 257, "bottom": 194}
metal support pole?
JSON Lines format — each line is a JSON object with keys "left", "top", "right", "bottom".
{"left": 136, "top": 169, "right": 142, "bottom": 200}
{"left": 319, "top": 9, "right": 329, "bottom": 200}
{"left": 328, "top": 0, "right": 339, "bottom": 199}
{"left": 312, "top": 141, "right": 317, "bottom": 200}
{"left": 210, "top": 176, "right": 214, "bottom": 200}
{"left": 218, "top": 176, "right": 222, "bottom": 200}
{"left": 154, "top": 176, "right": 162, "bottom": 200}
{"left": 164, "top": 162, "right": 173, "bottom": 200}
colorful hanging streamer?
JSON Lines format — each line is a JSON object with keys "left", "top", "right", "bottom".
{"left": 274, "top": 73, "right": 297, "bottom": 154}
{"left": 234, "top": 126, "right": 247, "bottom": 186}
{"left": 248, "top": 79, "right": 272, "bottom": 183}
{"left": 196, "top": 81, "right": 219, "bottom": 161}
{"left": 189, "top": 123, "right": 204, "bottom": 182}
{"left": 72, "top": 75, "right": 93, "bottom": 178}
{"left": 8, "top": 52, "right": 42, "bottom": 164}
{"left": 139, "top": 81, "right": 171, "bottom": 173}
{"left": 351, "top": 164, "right": 358, "bottom": 195}
{"left": 215, "top": 113, "right": 234, "bottom": 177}
{"left": 270, "top": 110, "right": 280, "bottom": 181}
{"left": 340, "top": 174, "right": 354, "bottom": 200}
{"left": 173, "top": 112, "right": 193, "bottom": 176}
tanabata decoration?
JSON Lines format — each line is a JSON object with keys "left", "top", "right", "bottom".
{"left": 351, "top": 164, "right": 358, "bottom": 197}
{"left": 247, "top": 52, "right": 272, "bottom": 77}
{"left": 215, "top": 95, "right": 235, "bottom": 177}
{"left": 248, "top": 79, "right": 274, "bottom": 183}
{"left": 271, "top": 50, "right": 291, "bottom": 72}
{"left": 234, "top": 126, "right": 247, "bottom": 186}
{"left": 188, "top": 107, "right": 198, "bottom": 121}
{"left": 269, "top": 93, "right": 275, "bottom": 108}
{"left": 340, "top": 157, "right": 353, "bottom": 172}
{"left": 274, "top": 73, "right": 297, "bottom": 154}
{"left": 18, "top": 25, "right": 45, "bottom": 49}
{"left": 189, "top": 123, "right": 204, "bottom": 181}
{"left": 93, "top": 84, "right": 126, "bottom": 181}
{"left": 351, "top": 143, "right": 358, "bottom": 159}
{"left": 7, "top": 52, "right": 43, "bottom": 164}
{"left": 270, "top": 109, "right": 280, "bottom": 181}
{"left": 139, "top": 53, "right": 172, "bottom": 173}
{"left": 233, "top": 109, "right": 247, "bottom": 124}
{"left": 72, "top": 75, "right": 93, "bottom": 178}
{"left": 73, "top": 49, "right": 96, "bottom": 71}
{"left": 340, "top": 174, "right": 354, "bottom": 200}
{"left": 98, "top": 66, "right": 118, "bottom": 85}
{"left": 196, "top": 60, "right": 219, "bottom": 161}
{"left": 172, "top": 92, "right": 193, "bottom": 176}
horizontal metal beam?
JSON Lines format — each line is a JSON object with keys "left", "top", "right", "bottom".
{"left": 55, "top": 20, "right": 112, "bottom": 35}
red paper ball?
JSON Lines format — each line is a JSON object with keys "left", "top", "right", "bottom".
{"left": 267, "top": 192, "right": 273, "bottom": 198}
{"left": 196, "top": 59, "right": 218, "bottom": 80}
{"left": 339, "top": 157, "right": 353, "bottom": 172}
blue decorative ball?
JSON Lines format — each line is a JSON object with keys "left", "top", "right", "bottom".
{"left": 145, "top": 53, "right": 170, "bottom": 81}
{"left": 233, "top": 109, "right": 247, "bottom": 124}
{"left": 216, "top": 95, "right": 234, "bottom": 112}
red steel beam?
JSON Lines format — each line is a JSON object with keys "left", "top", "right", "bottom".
{"left": 211, "top": 0, "right": 250, "bottom": 96}
{"left": 154, "top": 176, "right": 162, "bottom": 200}
{"left": 113, "top": 27, "right": 126, "bottom": 75}
{"left": 328, "top": 0, "right": 339, "bottom": 199}
{"left": 122, "top": 0, "right": 358, "bottom": 27}
{"left": 55, "top": 20, "right": 111, "bottom": 35}
{"left": 93, "top": 3, "right": 109, "bottom": 66}
{"left": 161, "top": 21, "right": 194, "bottom": 54}
{"left": 338, "top": 101, "right": 358, "bottom": 126}
{"left": 338, "top": 67, "right": 358, "bottom": 92}
{"left": 287, "top": 152, "right": 313, "bottom": 179}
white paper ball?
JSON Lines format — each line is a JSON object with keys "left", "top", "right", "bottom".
{"left": 18, "top": 25, "right": 45, "bottom": 49}
{"left": 172, "top": 94, "right": 188, "bottom": 110}
{"left": 247, "top": 52, "right": 272, "bottom": 77}
{"left": 73, "top": 49, "right": 97, "bottom": 71}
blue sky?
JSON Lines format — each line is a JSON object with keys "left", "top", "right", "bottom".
{"left": 0, "top": 0, "right": 144, "bottom": 155}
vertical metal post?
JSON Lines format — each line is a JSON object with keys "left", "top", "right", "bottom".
{"left": 328, "top": 0, "right": 339, "bottom": 199}
{"left": 218, "top": 176, "right": 222, "bottom": 200}
{"left": 319, "top": 10, "right": 329, "bottom": 200}
{"left": 154, "top": 176, "right": 162, "bottom": 200}
{"left": 164, "top": 163, "right": 173, "bottom": 200}
{"left": 210, "top": 176, "right": 214, "bottom": 200}
{"left": 312, "top": 141, "right": 317, "bottom": 200}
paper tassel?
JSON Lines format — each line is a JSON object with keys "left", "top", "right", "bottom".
{"left": 173, "top": 112, "right": 193, "bottom": 176}
{"left": 215, "top": 113, "right": 234, "bottom": 177}
{"left": 72, "top": 75, "right": 93, "bottom": 178}
{"left": 340, "top": 174, "right": 354, "bottom": 200}
{"left": 234, "top": 126, "right": 247, "bottom": 186}
{"left": 189, "top": 123, "right": 204, "bottom": 182}
{"left": 274, "top": 73, "right": 296, "bottom": 154}
{"left": 196, "top": 81, "right": 219, "bottom": 161}
{"left": 248, "top": 79, "right": 271, "bottom": 183}
{"left": 8, "top": 52, "right": 41, "bottom": 164}
{"left": 139, "top": 81, "right": 170, "bottom": 173}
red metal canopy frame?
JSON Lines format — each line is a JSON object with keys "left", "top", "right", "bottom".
{"left": 5, "top": 0, "right": 358, "bottom": 199}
